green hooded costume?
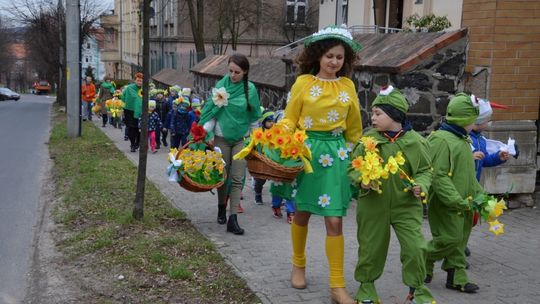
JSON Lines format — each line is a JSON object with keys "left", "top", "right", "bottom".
{"left": 121, "top": 83, "right": 142, "bottom": 119}
{"left": 426, "top": 93, "right": 483, "bottom": 288}
{"left": 199, "top": 74, "right": 261, "bottom": 143}
{"left": 349, "top": 87, "right": 435, "bottom": 303}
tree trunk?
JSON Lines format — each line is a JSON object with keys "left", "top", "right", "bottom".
{"left": 133, "top": 0, "right": 151, "bottom": 220}
{"left": 186, "top": 0, "right": 206, "bottom": 62}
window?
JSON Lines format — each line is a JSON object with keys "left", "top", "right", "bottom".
{"left": 286, "top": 0, "right": 307, "bottom": 25}
{"left": 85, "top": 57, "right": 89, "bottom": 63}
{"left": 87, "top": 43, "right": 91, "bottom": 49}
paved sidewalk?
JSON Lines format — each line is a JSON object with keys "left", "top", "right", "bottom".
{"left": 96, "top": 122, "right": 540, "bottom": 304}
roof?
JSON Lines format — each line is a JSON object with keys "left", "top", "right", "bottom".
{"left": 191, "top": 55, "right": 286, "bottom": 89}
{"left": 283, "top": 28, "right": 468, "bottom": 74}
{"left": 152, "top": 68, "right": 194, "bottom": 88}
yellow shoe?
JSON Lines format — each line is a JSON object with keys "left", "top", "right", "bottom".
{"left": 330, "top": 288, "right": 355, "bottom": 304}
{"left": 290, "top": 265, "right": 306, "bottom": 289}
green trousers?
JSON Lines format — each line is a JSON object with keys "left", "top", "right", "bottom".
{"left": 355, "top": 197, "right": 433, "bottom": 303}
{"left": 426, "top": 206, "right": 473, "bottom": 286}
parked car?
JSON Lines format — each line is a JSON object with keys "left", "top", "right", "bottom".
{"left": 32, "top": 80, "right": 52, "bottom": 94}
{"left": 0, "top": 88, "right": 20, "bottom": 101}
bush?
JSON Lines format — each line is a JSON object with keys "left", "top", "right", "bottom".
{"left": 403, "top": 13, "right": 452, "bottom": 32}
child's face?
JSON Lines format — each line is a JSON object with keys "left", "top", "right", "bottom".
{"left": 464, "top": 123, "right": 475, "bottom": 133}
{"left": 264, "top": 120, "right": 274, "bottom": 129}
{"left": 473, "top": 120, "right": 491, "bottom": 132}
{"left": 149, "top": 106, "right": 155, "bottom": 112}
{"left": 318, "top": 44, "right": 345, "bottom": 78}
{"left": 371, "top": 107, "right": 396, "bottom": 132}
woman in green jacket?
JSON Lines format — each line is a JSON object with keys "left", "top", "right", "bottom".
{"left": 199, "top": 54, "right": 261, "bottom": 235}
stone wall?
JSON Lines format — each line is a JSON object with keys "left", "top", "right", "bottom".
{"left": 352, "top": 37, "right": 468, "bottom": 134}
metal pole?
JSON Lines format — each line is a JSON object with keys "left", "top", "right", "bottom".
{"left": 336, "top": 0, "right": 343, "bottom": 26}
{"left": 66, "top": 0, "right": 81, "bottom": 137}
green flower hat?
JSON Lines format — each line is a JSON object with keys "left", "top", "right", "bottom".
{"left": 304, "top": 25, "right": 362, "bottom": 52}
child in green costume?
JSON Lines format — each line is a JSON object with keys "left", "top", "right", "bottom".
{"left": 424, "top": 93, "right": 483, "bottom": 294}
{"left": 349, "top": 86, "right": 435, "bottom": 304}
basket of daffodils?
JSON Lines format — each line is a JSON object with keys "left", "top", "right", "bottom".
{"left": 105, "top": 95, "right": 124, "bottom": 119}
{"left": 167, "top": 125, "right": 226, "bottom": 192}
{"left": 233, "top": 124, "right": 311, "bottom": 183}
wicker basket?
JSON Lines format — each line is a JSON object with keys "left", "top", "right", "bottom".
{"left": 176, "top": 141, "right": 226, "bottom": 192}
{"left": 246, "top": 150, "right": 303, "bottom": 183}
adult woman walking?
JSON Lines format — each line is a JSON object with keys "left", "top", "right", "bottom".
{"left": 276, "top": 26, "right": 362, "bottom": 304}
{"left": 121, "top": 72, "right": 143, "bottom": 152}
{"left": 98, "top": 76, "right": 115, "bottom": 127}
{"left": 199, "top": 54, "right": 261, "bottom": 235}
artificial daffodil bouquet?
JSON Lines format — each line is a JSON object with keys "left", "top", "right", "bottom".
{"left": 349, "top": 136, "right": 405, "bottom": 194}
{"left": 167, "top": 124, "right": 226, "bottom": 188}
{"left": 233, "top": 124, "right": 313, "bottom": 173}
{"left": 105, "top": 96, "right": 125, "bottom": 119}
{"left": 469, "top": 193, "right": 507, "bottom": 236}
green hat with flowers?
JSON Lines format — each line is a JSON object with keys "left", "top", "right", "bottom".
{"left": 372, "top": 85, "right": 409, "bottom": 113}
{"left": 446, "top": 93, "right": 480, "bottom": 127}
{"left": 304, "top": 25, "right": 362, "bottom": 53}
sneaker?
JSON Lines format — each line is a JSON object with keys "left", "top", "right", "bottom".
{"left": 272, "top": 207, "right": 282, "bottom": 218}
{"left": 124, "top": 136, "right": 128, "bottom": 141}
{"left": 255, "top": 194, "right": 263, "bottom": 205}
{"left": 287, "top": 212, "right": 294, "bottom": 224}
{"left": 237, "top": 203, "right": 244, "bottom": 213}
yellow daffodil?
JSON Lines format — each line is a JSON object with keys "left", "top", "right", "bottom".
{"left": 361, "top": 137, "right": 379, "bottom": 152}
{"left": 394, "top": 151, "right": 406, "bottom": 165}
{"left": 488, "top": 219, "right": 504, "bottom": 236}
{"left": 385, "top": 156, "right": 399, "bottom": 174}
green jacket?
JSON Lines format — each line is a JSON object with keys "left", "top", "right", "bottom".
{"left": 199, "top": 75, "right": 261, "bottom": 143}
{"left": 349, "top": 128, "right": 432, "bottom": 202}
{"left": 428, "top": 130, "right": 484, "bottom": 211}
{"left": 121, "top": 83, "right": 142, "bottom": 119}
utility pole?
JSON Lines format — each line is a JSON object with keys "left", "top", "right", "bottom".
{"left": 133, "top": 0, "right": 150, "bottom": 220}
{"left": 66, "top": 0, "right": 81, "bottom": 137}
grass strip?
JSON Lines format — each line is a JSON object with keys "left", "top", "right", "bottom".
{"left": 49, "top": 113, "right": 259, "bottom": 303}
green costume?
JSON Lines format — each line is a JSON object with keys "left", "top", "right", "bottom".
{"left": 199, "top": 74, "right": 261, "bottom": 143}
{"left": 349, "top": 129, "right": 434, "bottom": 303}
{"left": 121, "top": 83, "right": 142, "bottom": 119}
{"left": 349, "top": 87, "right": 435, "bottom": 303}
{"left": 426, "top": 93, "right": 483, "bottom": 287}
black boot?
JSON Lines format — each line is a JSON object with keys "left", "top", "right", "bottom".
{"left": 226, "top": 214, "right": 244, "bottom": 235}
{"left": 217, "top": 204, "right": 227, "bottom": 225}
{"left": 445, "top": 268, "right": 479, "bottom": 293}
{"left": 255, "top": 194, "right": 263, "bottom": 205}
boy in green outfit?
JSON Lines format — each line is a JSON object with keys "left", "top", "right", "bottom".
{"left": 425, "top": 93, "right": 483, "bottom": 293}
{"left": 349, "top": 86, "right": 435, "bottom": 304}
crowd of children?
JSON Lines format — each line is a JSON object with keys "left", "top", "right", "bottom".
{"left": 89, "top": 26, "right": 515, "bottom": 304}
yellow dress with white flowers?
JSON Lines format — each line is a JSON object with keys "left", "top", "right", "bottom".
{"left": 277, "top": 74, "right": 362, "bottom": 216}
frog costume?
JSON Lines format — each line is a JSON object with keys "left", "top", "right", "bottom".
{"left": 425, "top": 93, "right": 483, "bottom": 293}
{"left": 349, "top": 87, "right": 435, "bottom": 304}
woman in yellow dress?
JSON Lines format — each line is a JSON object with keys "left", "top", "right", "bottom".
{"left": 277, "top": 26, "right": 362, "bottom": 304}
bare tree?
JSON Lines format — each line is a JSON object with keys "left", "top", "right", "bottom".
{"left": 185, "top": 0, "right": 206, "bottom": 61}
{"left": 5, "top": 0, "right": 108, "bottom": 106}
{"left": 0, "top": 16, "right": 13, "bottom": 86}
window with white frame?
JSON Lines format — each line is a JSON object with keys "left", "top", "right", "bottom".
{"left": 286, "top": 0, "right": 307, "bottom": 25}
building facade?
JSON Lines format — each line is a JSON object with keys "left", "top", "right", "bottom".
{"left": 319, "top": 0, "right": 463, "bottom": 31}
{"left": 81, "top": 34, "right": 106, "bottom": 81}
{"left": 149, "top": 0, "right": 319, "bottom": 75}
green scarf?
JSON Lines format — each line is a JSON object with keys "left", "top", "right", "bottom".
{"left": 199, "top": 75, "right": 261, "bottom": 143}
{"left": 121, "top": 83, "right": 142, "bottom": 119}
{"left": 101, "top": 81, "right": 116, "bottom": 94}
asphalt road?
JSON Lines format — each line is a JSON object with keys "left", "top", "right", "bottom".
{"left": 0, "top": 94, "right": 53, "bottom": 304}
